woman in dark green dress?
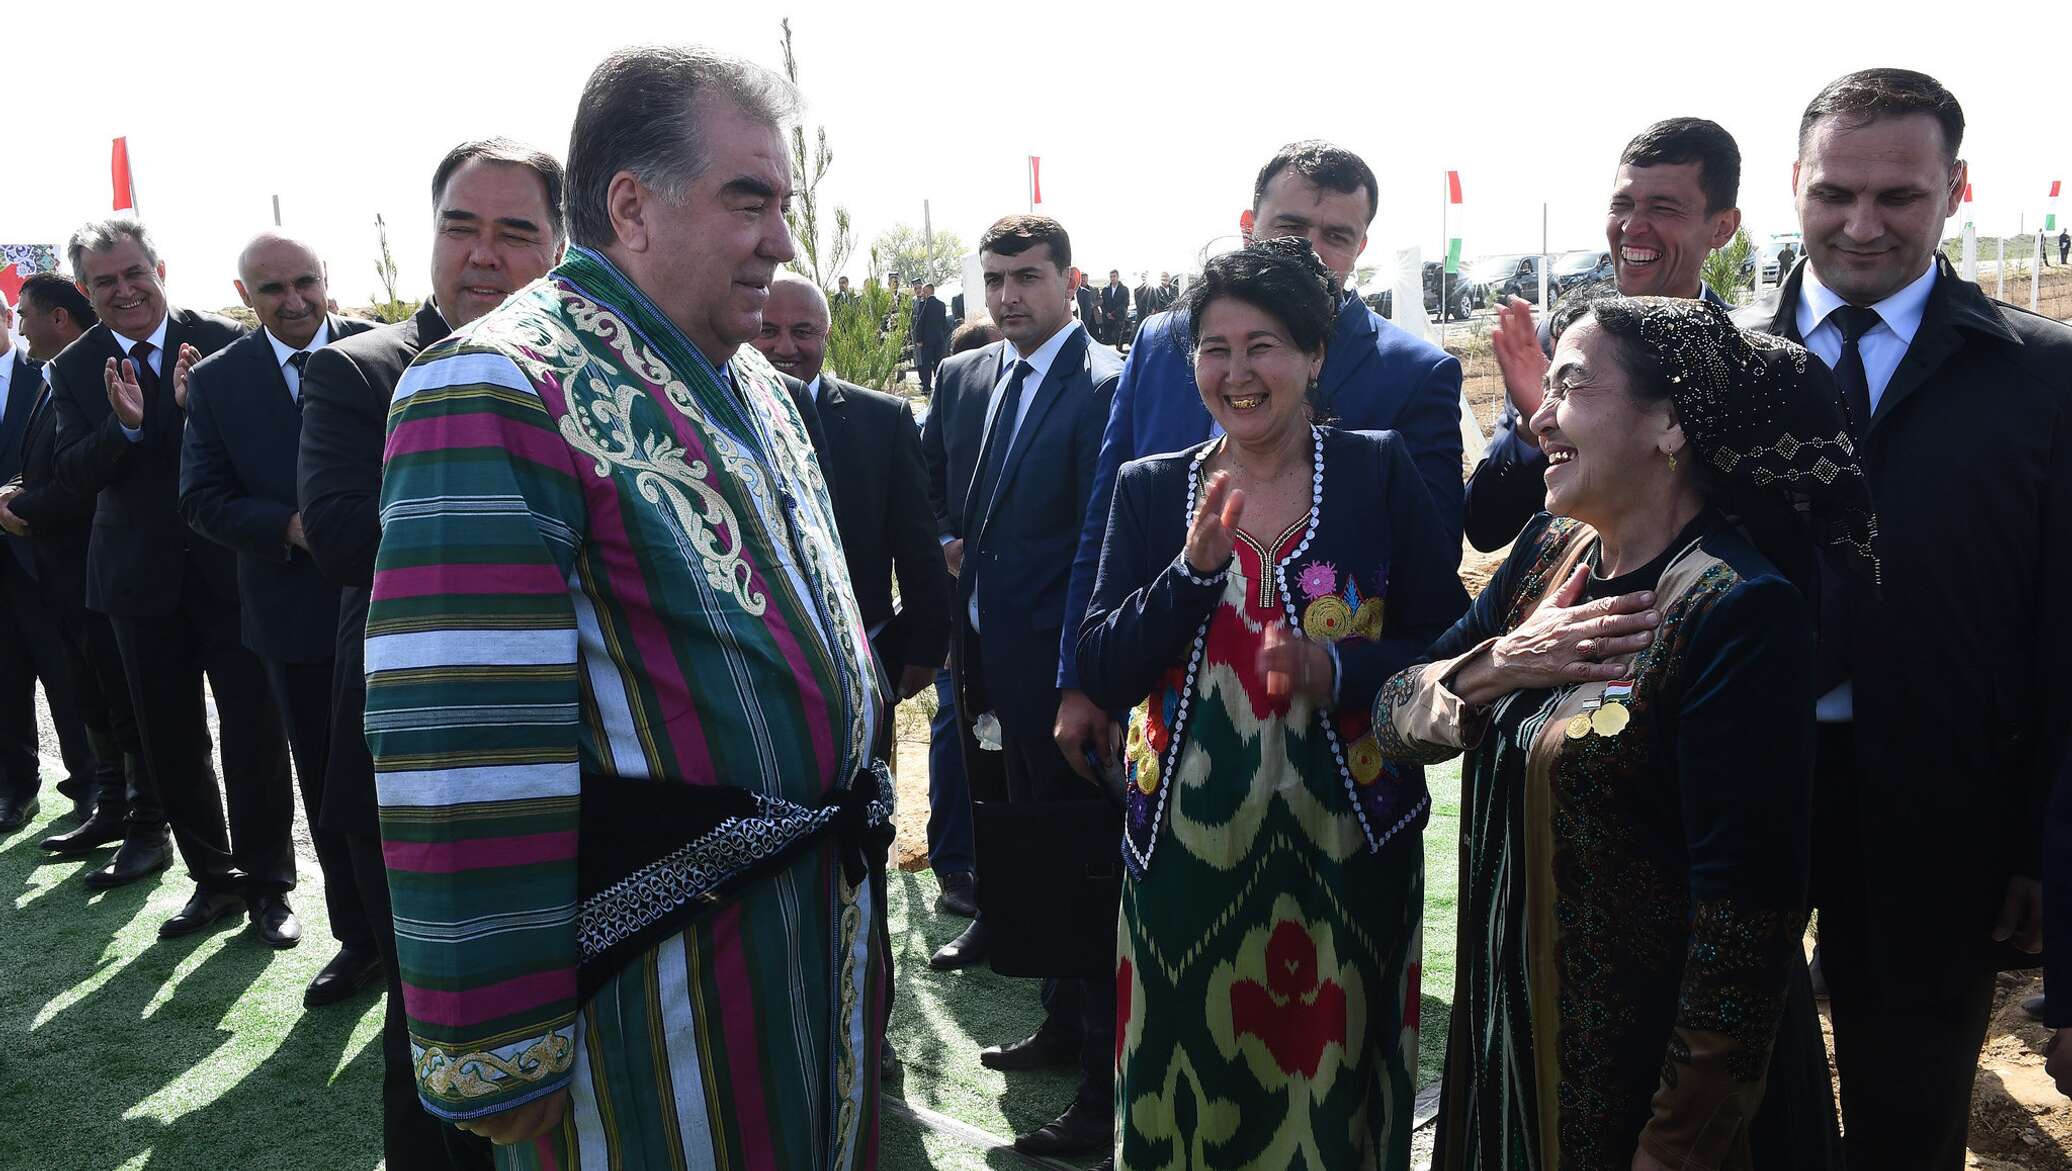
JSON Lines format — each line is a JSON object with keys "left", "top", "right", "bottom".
{"left": 1376, "top": 298, "right": 1869, "bottom": 1170}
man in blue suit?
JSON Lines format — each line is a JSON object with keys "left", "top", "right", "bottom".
{"left": 1058, "top": 140, "right": 1465, "bottom": 771}
{"left": 921, "top": 214, "right": 1122, "bottom": 1158}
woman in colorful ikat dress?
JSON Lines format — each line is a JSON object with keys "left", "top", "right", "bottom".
{"left": 1376, "top": 297, "right": 1873, "bottom": 1171}
{"left": 1076, "top": 237, "right": 1471, "bottom": 1170}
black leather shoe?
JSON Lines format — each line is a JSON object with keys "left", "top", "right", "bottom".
{"left": 304, "top": 946, "right": 381, "bottom": 1007}
{"left": 929, "top": 919, "right": 988, "bottom": 971}
{"left": 978, "top": 1029, "right": 1075, "bottom": 1072}
{"left": 250, "top": 895, "right": 302, "bottom": 948}
{"left": 40, "top": 806, "right": 128, "bottom": 856}
{"left": 935, "top": 871, "right": 979, "bottom": 919}
{"left": 879, "top": 1035, "right": 901, "bottom": 1081}
{"left": 160, "top": 889, "right": 245, "bottom": 938}
{"left": 0, "top": 794, "right": 39, "bottom": 832}
{"left": 1014, "top": 1097, "right": 1113, "bottom": 1156}
{"left": 84, "top": 832, "right": 172, "bottom": 890}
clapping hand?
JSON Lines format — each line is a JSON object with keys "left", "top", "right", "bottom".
{"left": 1258, "top": 623, "right": 1333, "bottom": 706}
{"left": 1490, "top": 296, "right": 1550, "bottom": 428}
{"left": 1184, "top": 470, "right": 1245, "bottom": 576}
{"left": 103, "top": 357, "right": 146, "bottom": 429}
{"left": 171, "top": 342, "right": 200, "bottom": 410}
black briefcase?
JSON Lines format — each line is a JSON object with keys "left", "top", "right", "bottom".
{"left": 974, "top": 795, "right": 1124, "bottom": 980}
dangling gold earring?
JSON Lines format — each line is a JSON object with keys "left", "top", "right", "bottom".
{"left": 1668, "top": 451, "right": 1679, "bottom": 472}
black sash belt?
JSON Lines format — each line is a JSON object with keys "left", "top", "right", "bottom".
{"left": 573, "top": 761, "right": 892, "bottom": 1003}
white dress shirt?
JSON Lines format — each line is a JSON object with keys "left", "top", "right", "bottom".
{"left": 1796, "top": 261, "right": 1936, "bottom": 721}
{"left": 0, "top": 344, "right": 17, "bottom": 421}
{"left": 112, "top": 314, "right": 171, "bottom": 443}
{"left": 265, "top": 318, "right": 333, "bottom": 402}
{"left": 964, "top": 320, "right": 1083, "bottom": 632}
{"left": 1796, "top": 260, "right": 1937, "bottom": 416}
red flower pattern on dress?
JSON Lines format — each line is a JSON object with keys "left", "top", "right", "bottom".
{"left": 1228, "top": 920, "right": 1349, "bottom": 1079}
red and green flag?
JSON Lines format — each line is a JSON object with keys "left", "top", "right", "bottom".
{"left": 1444, "top": 171, "right": 1463, "bottom": 274}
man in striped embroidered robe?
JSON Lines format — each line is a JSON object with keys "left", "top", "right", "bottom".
{"left": 367, "top": 45, "right": 886, "bottom": 1169}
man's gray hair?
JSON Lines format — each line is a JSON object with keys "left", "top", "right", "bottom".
{"left": 67, "top": 216, "right": 160, "bottom": 282}
{"left": 565, "top": 44, "right": 800, "bottom": 249}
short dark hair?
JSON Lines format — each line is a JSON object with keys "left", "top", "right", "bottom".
{"left": 978, "top": 215, "right": 1072, "bottom": 272}
{"left": 949, "top": 320, "right": 1002, "bottom": 355}
{"left": 565, "top": 45, "right": 798, "bottom": 249}
{"left": 1252, "top": 140, "right": 1380, "bottom": 225}
{"left": 1619, "top": 118, "right": 1741, "bottom": 215}
{"left": 18, "top": 271, "right": 98, "bottom": 329}
{"left": 1798, "top": 68, "right": 1964, "bottom": 162}
{"left": 432, "top": 138, "right": 567, "bottom": 240}
{"left": 1186, "top": 237, "right": 1335, "bottom": 357}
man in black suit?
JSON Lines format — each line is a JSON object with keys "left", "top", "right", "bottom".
{"left": 0, "top": 296, "right": 95, "bottom": 831}
{"left": 8, "top": 273, "right": 138, "bottom": 858}
{"left": 754, "top": 274, "right": 950, "bottom": 705}
{"left": 49, "top": 219, "right": 299, "bottom": 946}
{"left": 299, "top": 137, "right": 561, "bottom": 1171}
{"left": 910, "top": 281, "right": 951, "bottom": 397}
{"left": 1098, "top": 269, "right": 1128, "bottom": 345}
{"left": 178, "top": 231, "right": 380, "bottom": 1003}
{"left": 921, "top": 214, "right": 1122, "bottom": 1157}
{"left": 1074, "top": 279, "right": 1098, "bottom": 336}
{"left": 1732, "top": 69, "right": 2072, "bottom": 1170}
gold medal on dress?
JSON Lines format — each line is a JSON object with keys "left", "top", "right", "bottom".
{"left": 1565, "top": 713, "right": 1594, "bottom": 740}
{"left": 1591, "top": 701, "right": 1630, "bottom": 737}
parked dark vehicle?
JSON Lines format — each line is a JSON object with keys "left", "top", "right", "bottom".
{"left": 1553, "top": 249, "right": 1613, "bottom": 292}
{"left": 1472, "top": 253, "right": 1551, "bottom": 305}
{"left": 1363, "top": 262, "right": 1486, "bottom": 322}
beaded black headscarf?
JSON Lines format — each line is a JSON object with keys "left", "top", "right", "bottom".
{"left": 1587, "top": 296, "right": 1880, "bottom": 590}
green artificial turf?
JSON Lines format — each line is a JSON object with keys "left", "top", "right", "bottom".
{"left": 0, "top": 791, "right": 387, "bottom": 1171}
{"left": 0, "top": 747, "right": 1463, "bottom": 1171}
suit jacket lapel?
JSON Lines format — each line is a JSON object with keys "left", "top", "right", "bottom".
{"left": 979, "top": 328, "right": 1087, "bottom": 539}
{"left": 0, "top": 354, "right": 35, "bottom": 462}
{"left": 1763, "top": 266, "right": 1806, "bottom": 341}
{"left": 1318, "top": 295, "right": 1379, "bottom": 405}
{"left": 1868, "top": 257, "right": 2012, "bottom": 436}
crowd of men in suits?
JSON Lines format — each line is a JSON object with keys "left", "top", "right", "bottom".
{"left": 0, "top": 61, "right": 2066, "bottom": 1171}
{"left": 1073, "top": 268, "right": 1178, "bottom": 348}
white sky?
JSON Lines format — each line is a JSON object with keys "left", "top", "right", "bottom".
{"left": 12, "top": 0, "right": 2066, "bottom": 310}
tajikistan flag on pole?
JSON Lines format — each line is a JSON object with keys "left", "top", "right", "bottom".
{"left": 2047, "top": 180, "right": 2061, "bottom": 232}
{"left": 1443, "top": 171, "right": 1463, "bottom": 274}
{"left": 1439, "top": 171, "right": 1483, "bottom": 452}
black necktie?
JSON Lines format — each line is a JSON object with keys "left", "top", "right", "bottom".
{"left": 1813, "top": 306, "right": 1880, "bottom": 695}
{"left": 965, "top": 359, "right": 1033, "bottom": 535}
{"left": 287, "top": 352, "right": 310, "bottom": 410}
{"left": 127, "top": 340, "right": 160, "bottom": 429}
{"left": 1828, "top": 305, "right": 1881, "bottom": 438}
